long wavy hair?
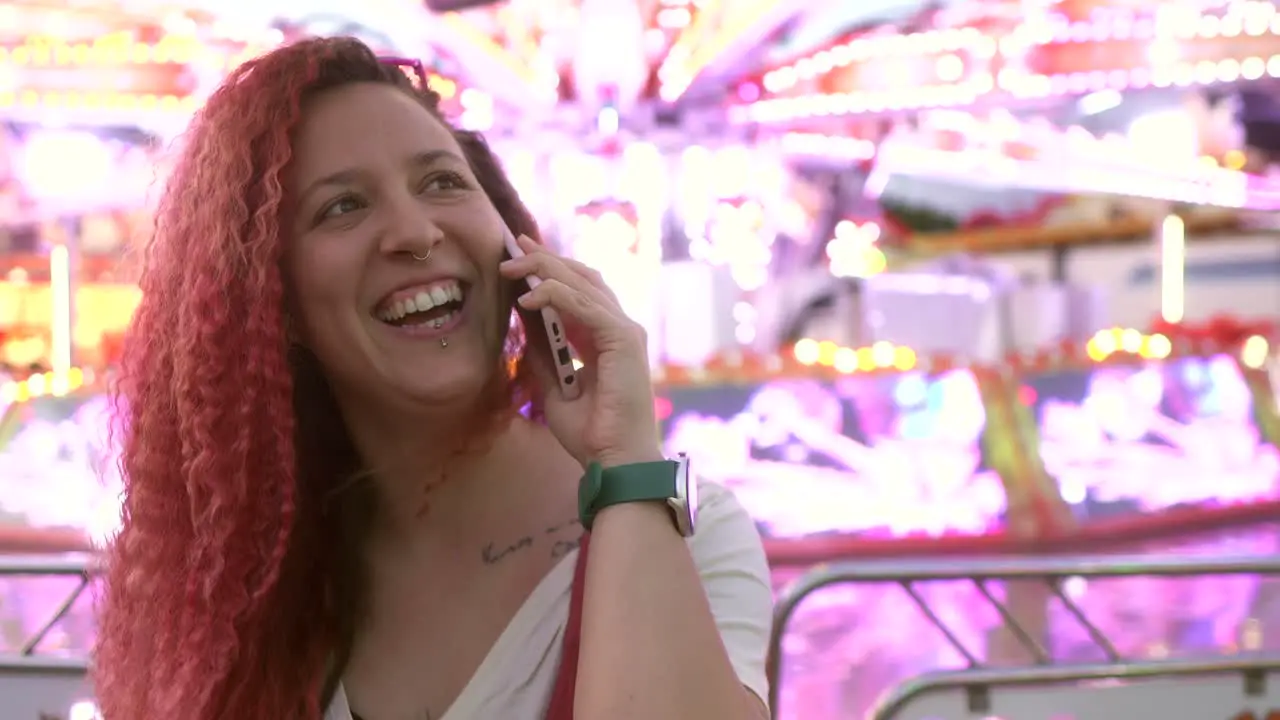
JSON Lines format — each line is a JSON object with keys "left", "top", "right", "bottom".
{"left": 93, "top": 36, "right": 543, "bottom": 719}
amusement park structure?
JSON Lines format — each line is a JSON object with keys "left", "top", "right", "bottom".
{"left": 0, "top": 0, "right": 1278, "bottom": 717}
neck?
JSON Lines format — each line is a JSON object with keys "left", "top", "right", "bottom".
{"left": 340, "top": 400, "right": 573, "bottom": 543}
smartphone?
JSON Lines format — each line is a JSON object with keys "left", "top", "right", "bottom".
{"left": 503, "top": 225, "right": 582, "bottom": 400}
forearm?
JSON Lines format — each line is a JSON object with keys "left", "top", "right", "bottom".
{"left": 575, "top": 500, "right": 758, "bottom": 720}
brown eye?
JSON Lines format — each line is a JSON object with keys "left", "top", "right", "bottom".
{"left": 318, "top": 195, "right": 365, "bottom": 222}
{"left": 421, "top": 171, "right": 468, "bottom": 192}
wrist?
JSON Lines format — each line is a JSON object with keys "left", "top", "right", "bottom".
{"left": 594, "top": 447, "right": 664, "bottom": 470}
{"left": 578, "top": 453, "right": 696, "bottom": 537}
{"left": 591, "top": 498, "right": 673, "bottom": 529}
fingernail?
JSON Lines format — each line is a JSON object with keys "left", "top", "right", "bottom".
{"left": 517, "top": 292, "right": 533, "bottom": 305}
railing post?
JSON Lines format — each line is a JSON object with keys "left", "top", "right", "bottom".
{"left": 768, "top": 554, "right": 1280, "bottom": 720}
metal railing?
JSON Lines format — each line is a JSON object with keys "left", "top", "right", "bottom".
{"left": 767, "top": 554, "right": 1280, "bottom": 719}
{"left": 0, "top": 554, "right": 98, "bottom": 717}
{"left": 870, "top": 655, "right": 1279, "bottom": 720}
{"left": 4, "top": 553, "right": 1280, "bottom": 718}
{"left": 0, "top": 553, "right": 99, "bottom": 661}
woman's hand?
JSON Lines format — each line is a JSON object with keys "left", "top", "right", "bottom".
{"left": 499, "top": 234, "right": 662, "bottom": 470}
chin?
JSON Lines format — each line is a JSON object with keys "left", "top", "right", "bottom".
{"left": 326, "top": 317, "right": 512, "bottom": 416}
{"left": 387, "top": 354, "right": 505, "bottom": 410}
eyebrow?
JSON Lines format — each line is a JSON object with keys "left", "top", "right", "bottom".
{"left": 298, "top": 149, "right": 467, "bottom": 205}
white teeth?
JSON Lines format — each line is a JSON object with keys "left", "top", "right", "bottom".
{"left": 412, "top": 291, "right": 436, "bottom": 313}
{"left": 377, "top": 279, "right": 465, "bottom": 323}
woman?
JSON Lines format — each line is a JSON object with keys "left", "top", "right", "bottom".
{"left": 93, "top": 36, "right": 773, "bottom": 720}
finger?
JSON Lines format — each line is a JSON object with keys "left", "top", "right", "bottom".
{"left": 515, "top": 232, "right": 544, "bottom": 253}
{"left": 501, "top": 246, "right": 616, "bottom": 311}
{"left": 513, "top": 234, "right": 610, "bottom": 282}
{"left": 504, "top": 253, "right": 621, "bottom": 310}
{"left": 517, "top": 279, "right": 640, "bottom": 350}
{"left": 555, "top": 256, "right": 621, "bottom": 305}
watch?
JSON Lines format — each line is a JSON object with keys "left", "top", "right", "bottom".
{"left": 577, "top": 453, "right": 697, "bottom": 537}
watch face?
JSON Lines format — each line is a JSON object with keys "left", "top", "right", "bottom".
{"left": 685, "top": 459, "right": 698, "bottom": 517}
{"left": 677, "top": 453, "right": 697, "bottom": 536}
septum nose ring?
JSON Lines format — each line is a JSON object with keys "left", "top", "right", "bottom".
{"left": 412, "top": 247, "right": 432, "bottom": 262}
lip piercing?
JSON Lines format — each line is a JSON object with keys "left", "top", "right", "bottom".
{"left": 412, "top": 247, "right": 432, "bottom": 262}
{"left": 440, "top": 337, "right": 448, "bottom": 348}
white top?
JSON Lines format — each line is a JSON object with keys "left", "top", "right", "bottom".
{"left": 325, "top": 480, "right": 774, "bottom": 720}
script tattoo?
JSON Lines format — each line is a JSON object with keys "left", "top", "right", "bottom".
{"left": 550, "top": 537, "right": 581, "bottom": 559}
{"left": 480, "top": 535, "right": 534, "bottom": 564}
{"left": 545, "top": 518, "right": 581, "bottom": 534}
{"left": 480, "top": 518, "right": 581, "bottom": 565}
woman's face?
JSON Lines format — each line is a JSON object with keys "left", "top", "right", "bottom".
{"left": 285, "top": 82, "right": 510, "bottom": 409}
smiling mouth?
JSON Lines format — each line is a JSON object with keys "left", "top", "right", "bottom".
{"left": 375, "top": 280, "right": 468, "bottom": 329}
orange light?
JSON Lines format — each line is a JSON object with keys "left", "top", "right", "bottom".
{"left": 793, "top": 339, "right": 920, "bottom": 374}
{"left": 1086, "top": 329, "right": 1117, "bottom": 361}
{"left": 0, "top": 38, "right": 213, "bottom": 67}
{"left": 816, "top": 340, "right": 838, "bottom": 366}
{"left": 833, "top": 347, "right": 857, "bottom": 373}
{"left": 870, "top": 341, "right": 895, "bottom": 368}
{"left": 0, "top": 88, "right": 191, "bottom": 112}
{"left": 855, "top": 347, "right": 875, "bottom": 371}
{"left": 0, "top": 367, "right": 91, "bottom": 401}
{"left": 793, "top": 338, "right": 820, "bottom": 365}
{"left": 892, "top": 345, "right": 917, "bottom": 371}
{"left": 429, "top": 75, "right": 458, "bottom": 99}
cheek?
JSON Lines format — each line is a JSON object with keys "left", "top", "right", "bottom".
{"left": 287, "top": 242, "right": 360, "bottom": 329}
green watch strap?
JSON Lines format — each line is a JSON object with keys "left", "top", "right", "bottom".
{"left": 578, "top": 460, "right": 678, "bottom": 530}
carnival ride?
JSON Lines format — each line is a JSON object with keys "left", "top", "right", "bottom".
{"left": 0, "top": 321, "right": 1277, "bottom": 718}
{"left": 1, "top": 0, "right": 1279, "bottom": 373}
{"left": 1, "top": 0, "right": 1280, "bottom": 717}
{"left": 657, "top": 320, "right": 1280, "bottom": 719}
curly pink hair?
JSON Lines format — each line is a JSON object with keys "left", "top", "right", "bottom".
{"left": 93, "top": 36, "right": 543, "bottom": 718}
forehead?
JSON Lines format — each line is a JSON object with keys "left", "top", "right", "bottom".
{"left": 290, "top": 82, "right": 461, "bottom": 181}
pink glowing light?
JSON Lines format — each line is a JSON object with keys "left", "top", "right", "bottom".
{"left": 661, "top": 371, "right": 1005, "bottom": 539}
{"left": 662, "top": 358, "right": 1280, "bottom": 720}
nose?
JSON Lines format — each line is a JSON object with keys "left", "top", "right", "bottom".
{"left": 378, "top": 192, "right": 444, "bottom": 262}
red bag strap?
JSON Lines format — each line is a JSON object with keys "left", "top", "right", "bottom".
{"left": 545, "top": 532, "right": 590, "bottom": 720}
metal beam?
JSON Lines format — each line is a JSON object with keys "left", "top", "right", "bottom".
{"left": 423, "top": 13, "right": 559, "bottom": 111}
{"left": 661, "top": 0, "right": 813, "bottom": 101}
{"left": 232, "top": 3, "right": 558, "bottom": 109}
